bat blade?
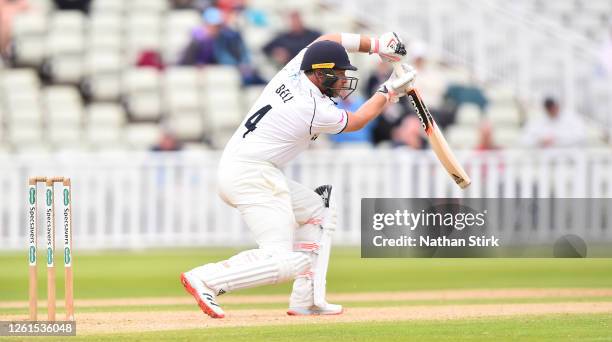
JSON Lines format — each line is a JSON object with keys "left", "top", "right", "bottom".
{"left": 407, "top": 88, "right": 471, "bottom": 189}
{"left": 392, "top": 62, "right": 471, "bottom": 188}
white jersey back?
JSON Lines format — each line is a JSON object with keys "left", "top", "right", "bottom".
{"left": 221, "top": 48, "right": 348, "bottom": 167}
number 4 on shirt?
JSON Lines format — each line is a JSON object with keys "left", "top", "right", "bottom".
{"left": 243, "top": 105, "right": 272, "bottom": 138}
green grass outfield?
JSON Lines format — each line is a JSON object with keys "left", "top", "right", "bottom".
{"left": 1, "top": 248, "right": 612, "bottom": 300}
{"left": 34, "top": 314, "right": 611, "bottom": 342}
{"left": 1, "top": 248, "right": 611, "bottom": 340}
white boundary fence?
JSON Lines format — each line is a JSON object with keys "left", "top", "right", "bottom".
{"left": 1, "top": 148, "right": 611, "bottom": 250}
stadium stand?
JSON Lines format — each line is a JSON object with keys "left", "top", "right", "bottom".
{"left": 0, "top": 0, "right": 609, "bottom": 154}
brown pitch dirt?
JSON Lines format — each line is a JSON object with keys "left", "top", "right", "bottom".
{"left": 2, "top": 288, "right": 612, "bottom": 309}
{"left": 2, "top": 289, "right": 612, "bottom": 335}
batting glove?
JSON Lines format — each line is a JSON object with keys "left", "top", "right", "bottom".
{"left": 377, "top": 63, "right": 417, "bottom": 103}
{"left": 370, "top": 32, "right": 407, "bottom": 63}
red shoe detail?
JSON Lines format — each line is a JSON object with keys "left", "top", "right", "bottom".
{"left": 180, "top": 273, "right": 225, "bottom": 319}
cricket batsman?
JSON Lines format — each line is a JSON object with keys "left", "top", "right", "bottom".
{"left": 181, "top": 31, "right": 416, "bottom": 318}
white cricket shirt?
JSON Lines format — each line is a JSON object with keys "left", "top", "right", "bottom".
{"left": 220, "top": 48, "right": 348, "bottom": 167}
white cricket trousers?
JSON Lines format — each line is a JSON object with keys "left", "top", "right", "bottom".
{"left": 189, "top": 157, "right": 325, "bottom": 304}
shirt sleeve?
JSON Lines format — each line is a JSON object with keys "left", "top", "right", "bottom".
{"left": 310, "top": 99, "right": 349, "bottom": 135}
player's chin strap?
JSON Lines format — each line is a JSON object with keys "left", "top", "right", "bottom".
{"left": 296, "top": 184, "right": 336, "bottom": 309}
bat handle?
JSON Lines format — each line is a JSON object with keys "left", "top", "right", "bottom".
{"left": 392, "top": 62, "right": 414, "bottom": 95}
{"left": 392, "top": 62, "right": 405, "bottom": 77}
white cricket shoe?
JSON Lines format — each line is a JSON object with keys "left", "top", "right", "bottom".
{"left": 287, "top": 303, "right": 343, "bottom": 316}
{"left": 180, "top": 271, "right": 225, "bottom": 318}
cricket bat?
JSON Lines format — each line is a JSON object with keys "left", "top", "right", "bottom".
{"left": 393, "top": 63, "right": 471, "bottom": 189}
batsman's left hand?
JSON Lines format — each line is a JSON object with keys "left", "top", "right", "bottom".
{"left": 372, "top": 32, "right": 407, "bottom": 63}
{"left": 377, "top": 63, "right": 417, "bottom": 103}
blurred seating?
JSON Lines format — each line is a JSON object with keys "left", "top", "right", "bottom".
{"left": 163, "top": 67, "right": 206, "bottom": 141}
{"left": 487, "top": 104, "right": 521, "bottom": 127}
{"left": 2, "top": 0, "right": 354, "bottom": 152}
{"left": 8, "top": 122, "right": 43, "bottom": 147}
{"left": 0, "top": 67, "right": 39, "bottom": 89}
{"left": 85, "top": 51, "right": 122, "bottom": 101}
{"left": 11, "top": 12, "right": 47, "bottom": 66}
{"left": 0, "top": 68, "right": 43, "bottom": 150}
{"left": 84, "top": 103, "right": 123, "bottom": 149}
{"left": 29, "top": 0, "right": 54, "bottom": 13}
{"left": 125, "top": 123, "right": 162, "bottom": 150}
{"left": 122, "top": 68, "right": 163, "bottom": 121}
{"left": 243, "top": 85, "right": 265, "bottom": 111}
{"left": 89, "top": 0, "right": 124, "bottom": 15}
{"left": 125, "top": 13, "right": 162, "bottom": 65}
{"left": 45, "top": 11, "right": 86, "bottom": 84}
{"left": 446, "top": 125, "right": 479, "bottom": 149}
{"left": 88, "top": 13, "right": 123, "bottom": 52}
{"left": 48, "top": 124, "right": 83, "bottom": 149}
{"left": 43, "top": 86, "right": 83, "bottom": 121}
{"left": 200, "top": 66, "right": 243, "bottom": 132}
{"left": 167, "top": 114, "right": 206, "bottom": 141}
{"left": 127, "top": 0, "right": 169, "bottom": 14}
{"left": 163, "top": 66, "right": 201, "bottom": 116}
{"left": 88, "top": 103, "right": 126, "bottom": 126}
{"left": 585, "top": 124, "right": 606, "bottom": 147}
{"left": 455, "top": 104, "right": 482, "bottom": 127}
{"left": 3, "top": 0, "right": 607, "bottom": 154}
{"left": 493, "top": 127, "right": 520, "bottom": 148}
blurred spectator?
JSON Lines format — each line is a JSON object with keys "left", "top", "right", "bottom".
{"left": 136, "top": 50, "right": 165, "bottom": 71}
{"left": 169, "top": 0, "right": 213, "bottom": 11}
{"left": 410, "top": 42, "right": 447, "bottom": 110}
{"left": 170, "top": 0, "right": 196, "bottom": 9}
{"left": 366, "top": 62, "right": 391, "bottom": 97}
{"left": 475, "top": 120, "right": 499, "bottom": 150}
{"left": 366, "top": 62, "right": 412, "bottom": 145}
{"left": 328, "top": 95, "right": 373, "bottom": 145}
{"left": 219, "top": 0, "right": 268, "bottom": 30}
{"left": 0, "top": 0, "right": 30, "bottom": 59}
{"left": 520, "top": 97, "right": 586, "bottom": 148}
{"left": 53, "top": 0, "right": 90, "bottom": 13}
{"left": 152, "top": 131, "right": 183, "bottom": 152}
{"left": 410, "top": 41, "right": 457, "bottom": 128}
{"left": 179, "top": 7, "right": 224, "bottom": 65}
{"left": 136, "top": 50, "right": 166, "bottom": 71}
{"left": 391, "top": 115, "right": 427, "bottom": 149}
{"left": 263, "top": 11, "right": 320, "bottom": 66}
{"left": 180, "top": 7, "right": 264, "bottom": 85}
{"left": 444, "top": 85, "right": 488, "bottom": 114}
{"left": 475, "top": 121, "right": 503, "bottom": 179}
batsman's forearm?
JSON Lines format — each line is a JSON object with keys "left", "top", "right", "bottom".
{"left": 344, "top": 93, "right": 388, "bottom": 132}
{"left": 315, "top": 33, "right": 374, "bottom": 54}
{"left": 358, "top": 35, "right": 374, "bottom": 53}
